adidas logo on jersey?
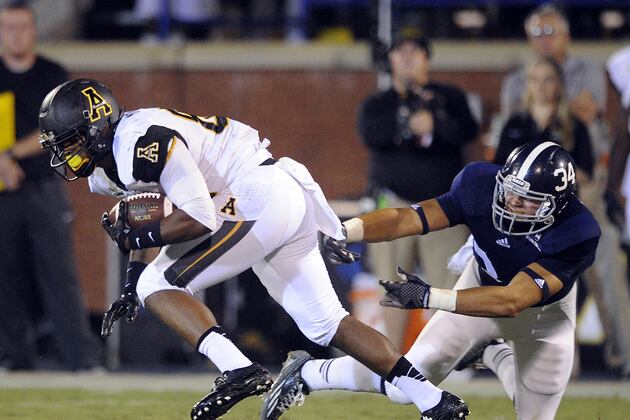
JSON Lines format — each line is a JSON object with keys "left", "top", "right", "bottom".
{"left": 495, "top": 238, "right": 510, "bottom": 248}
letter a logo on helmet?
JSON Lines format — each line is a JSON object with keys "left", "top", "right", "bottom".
{"left": 81, "top": 86, "right": 113, "bottom": 122}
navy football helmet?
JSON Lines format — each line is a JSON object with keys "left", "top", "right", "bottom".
{"left": 492, "top": 141, "right": 576, "bottom": 236}
{"left": 39, "top": 79, "right": 122, "bottom": 180}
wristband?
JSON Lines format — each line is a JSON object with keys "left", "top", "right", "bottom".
{"left": 428, "top": 288, "right": 457, "bottom": 311}
{"left": 123, "top": 261, "right": 147, "bottom": 294}
{"left": 343, "top": 218, "right": 364, "bottom": 242}
{"left": 128, "top": 221, "right": 165, "bottom": 250}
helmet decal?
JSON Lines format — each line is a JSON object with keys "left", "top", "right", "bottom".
{"left": 81, "top": 86, "right": 113, "bottom": 122}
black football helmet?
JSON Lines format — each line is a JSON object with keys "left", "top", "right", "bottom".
{"left": 39, "top": 79, "right": 122, "bottom": 180}
{"left": 492, "top": 141, "right": 576, "bottom": 236}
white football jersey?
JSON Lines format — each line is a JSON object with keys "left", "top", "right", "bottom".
{"left": 89, "top": 108, "right": 272, "bottom": 196}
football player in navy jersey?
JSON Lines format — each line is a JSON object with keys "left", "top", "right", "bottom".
{"left": 263, "top": 141, "right": 600, "bottom": 420}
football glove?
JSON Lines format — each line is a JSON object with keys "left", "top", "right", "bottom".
{"left": 321, "top": 226, "right": 361, "bottom": 264}
{"left": 379, "top": 267, "right": 431, "bottom": 309}
{"left": 101, "top": 200, "right": 132, "bottom": 254}
{"left": 101, "top": 261, "right": 146, "bottom": 338}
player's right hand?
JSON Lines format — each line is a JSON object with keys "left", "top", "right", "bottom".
{"left": 101, "top": 200, "right": 132, "bottom": 254}
{"left": 101, "top": 291, "right": 139, "bottom": 338}
{"left": 321, "top": 227, "right": 361, "bottom": 264}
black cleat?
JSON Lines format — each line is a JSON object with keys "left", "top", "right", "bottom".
{"left": 454, "top": 339, "right": 505, "bottom": 371}
{"left": 421, "top": 391, "right": 469, "bottom": 420}
{"left": 191, "top": 362, "right": 272, "bottom": 420}
{"left": 260, "top": 350, "right": 313, "bottom": 420}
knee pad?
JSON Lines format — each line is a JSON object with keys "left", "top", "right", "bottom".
{"left": 299, "top": 305, "right": 349, "bottom": 346}
{"left": 135, "top": 265, "right": 186, "bottom": 306}
{"left": 520, "top": 345, "right": 572, "bottom": 395}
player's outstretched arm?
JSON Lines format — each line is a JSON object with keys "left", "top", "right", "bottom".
{"left": 380, "top": 263, "right": 564, "bottom": 318}
{"left": 344, "top": 198, "right": 450, "bottom": 243}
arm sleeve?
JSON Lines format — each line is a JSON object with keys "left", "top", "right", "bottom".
{"left": 357, "top": 94, "right": 398, "bottom": 150}
{"left": 159, "top": 139, "right": 217, "bottom": 231}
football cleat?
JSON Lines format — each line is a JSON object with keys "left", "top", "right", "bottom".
{"left": 191, "top": 362, "right": 272, "bottom": 420}
{"left": 421, "top": 391, "right": 469, "bottom": 420}
{"left": 259, "top": 350, "right": 313, "bottom": 420}
{"left": 454, "top": 339, "right": 505, "bottom": 371}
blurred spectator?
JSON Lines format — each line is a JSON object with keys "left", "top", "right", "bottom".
{"left": 495, "top": 56, "right": 594, "bottom": 184}
{"left": 501, "top": 4, "right": 630, "bottom": 378}
{"left": 606, "top": 45, "right": 630, "bottom": 238}
{"left": 134, "top": 0, "right": 219, "bottom": 43}
{"left": 0, "top": 1, "right": 98, "bottom": 371}
{"left": 357, "top": 29, "right": 478, "bottom": 347}
{"left": 606, "top": 46, "right": 630, "bottom": 378}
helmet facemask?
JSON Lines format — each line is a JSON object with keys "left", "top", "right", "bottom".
{"left": 492, "top": 172, "right": 556, "bottom": 236}
{"left": 40, "top": 124, "right": 108, "bottom": 181}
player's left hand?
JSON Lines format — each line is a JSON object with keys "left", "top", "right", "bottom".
{"left": 100, "top": 290, "right": 139, "bottom": 338}
{"left": 321, "top": 227, "right": 361, "bottom": 264}
{"left": 101, "top": 200, "right": 132, "bottom": 254}
{"left": 380, "top": 267, "right": 431, "bottom": 309}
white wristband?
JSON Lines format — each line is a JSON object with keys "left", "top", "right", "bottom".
{"left": 428, "top": 288, "right": 457, "bottom": 312}
{"left": 343, "top": 218, "right": 364, "bottom": 242}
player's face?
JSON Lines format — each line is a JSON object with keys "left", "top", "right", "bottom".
{"left": 60, "top": 133, "right": 91, "bottom": 175}
{"left": 526, "top": 14, "right": 569, "bottom": 62}
{"left": 505, "top": 191, "right": 541, "bottom": 215}
{"left": 0, "top": 8, "right": 36, "bottom": 58}
{"left": 527, "top": 63, "right": 560, "bottom": 104}
{"left": 389, "top": 41, "right": 430, "bottom": 85}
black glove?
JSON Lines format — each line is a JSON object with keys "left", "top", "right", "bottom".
{"left": 321, "top": 226, "right": 361, "bottom": 264}
{"left": 101, "top": 261, "right": 146, "bottom": 338}
{"left": 379, "top": 267, "right": 431, "bottom": 309}
{"left": 101, "top": 200, "right": 132, "bottom": 254}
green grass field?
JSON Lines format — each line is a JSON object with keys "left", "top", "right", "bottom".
{"left": 2, "top": 388, "right": 629, "bottom": 420}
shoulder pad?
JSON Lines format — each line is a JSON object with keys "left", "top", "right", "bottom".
{"left": 132, "top": 125, "right": 183, "bottom": 183}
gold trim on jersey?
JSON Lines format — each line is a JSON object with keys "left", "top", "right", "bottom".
{"left": 166, "top": 137, "right": 177, "bottom": 161}
{"left": 164, "top": 220, "right": 255, "bottom": 288}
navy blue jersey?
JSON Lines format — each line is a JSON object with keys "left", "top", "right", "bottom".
{"left": 436, "top": 162, "right": 600, "bottom": 306}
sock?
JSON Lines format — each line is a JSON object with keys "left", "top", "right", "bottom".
{"left": 300, "top": 356, "right": 377, "bottom": 392}
{"left": 196, "top": 326, "right": 252, "bottom": 373}
{"left": 385, "top": 357, "right": 443, "bottom": 412}
{"left": 483, "top": 341, "right": 516, "bottom": 401}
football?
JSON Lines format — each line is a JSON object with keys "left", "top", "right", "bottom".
{"left": 108, "top": 192, "right": 174, "bottom": 229}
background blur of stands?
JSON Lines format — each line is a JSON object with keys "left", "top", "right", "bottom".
{"left": 3, "top": 0, "right": 629, "bottom": 371}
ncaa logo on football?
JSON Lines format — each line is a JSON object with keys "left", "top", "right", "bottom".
{"left": 137, "top": 142, "right": 160, "bottom": 163}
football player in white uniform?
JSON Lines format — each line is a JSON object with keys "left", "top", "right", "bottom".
{"left": 39, "top": 79, "right": 469, "bottom": 420}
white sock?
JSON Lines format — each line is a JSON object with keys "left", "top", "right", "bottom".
{"left": 386, "top": 357, "right": 443, "bottom": 412}
{"left": 300, "top": 356, "right": 377, "bottom": 392}
{"left": 483, "top": 341, "right": 516, "bottom": 401}
{"left": 196, "top": 326, "right": 252, "bottom": 373}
